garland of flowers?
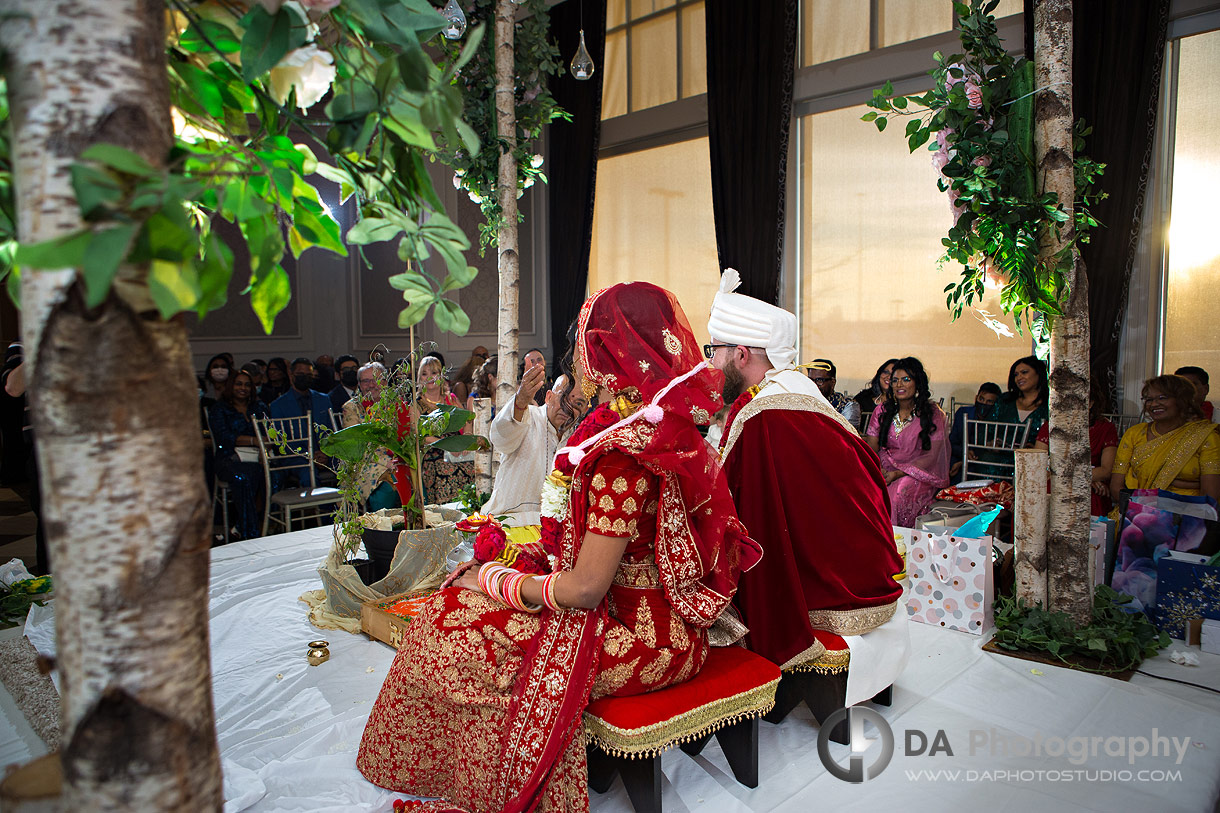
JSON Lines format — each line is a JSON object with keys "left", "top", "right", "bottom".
{"left": 437, "top": 0, "right": 568, "bottom": 250}
{"left": 863, "top": 0, "right": 1105, "bottom": 344}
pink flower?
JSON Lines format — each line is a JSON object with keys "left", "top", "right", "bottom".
{"left": 972, "top": 155, "right": 992, "bottom": 168}
{"left": 932, "top": 150, "right": 950, "bottom": 172}
{"left": 945, "top": 62, "right": 967, "bottom": 88}
{"left": 935, "top": 127, "right": 954, "bottom": 150}
{"left": 964, "top": 81, "right": 983, "bottom": 109}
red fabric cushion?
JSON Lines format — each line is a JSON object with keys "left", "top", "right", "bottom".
{"left": 813, "top": 628, "right": 847, "bottom": 652}
{"left": 585, "top": 646, "right": 780, "bottom": 733}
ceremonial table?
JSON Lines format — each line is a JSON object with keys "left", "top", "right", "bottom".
{"left": 2, "top": 526, "right": 1219, "bottom": 812}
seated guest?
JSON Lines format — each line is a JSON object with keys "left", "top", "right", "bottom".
{"left": 328, "top": 353, "right": 359, "bottom": 414}
{"left": 342, "top": 362, "right": 402, "bottom": 512}
{"left": 416, "top": 355, "right": 472, "bottom": 504}
{"left": 854, "top": 358, "right": 899, "bottom": 423}
{"left": 357, "top": 281, "right": 761, "bottom": 809}
{"left": 481, "top": 369, "right": 586, "bottom": 524}
{"left": 1110, "top": 374, "right": 1220, "bottom": 504}
{"left": 260, "top": 356, "right": 290, "bottom": 404}
{"left": 466, "top": 354, "right": 499, "bottom": 413}
{"left": 313, "top": 353, "right": 336, "bottom": 394}
{"left": 1034, "top": 381, "right": 1119, "bottom": 516}
{"left": 865, "top": 357, "right": 949, "bottom": 526}
{"left": 707, "top": 269, "right": 907, "bottom": 700}
{"left": 209, "top": 370, "right": 269, "bottom": 540}
{"left": 269, "top": 357, "right": 335, "bottom": 486}
{"left": 1174, "top": 366, "right": 1215, "bottom": 422}
{"left": 949, "top": 381, "right": 1002, "bottom": 482}
{"left": 240, "top": 361, "right": 265, "bottom": 392}
{"left": 992, "top": 355, "right": 1049, "bottom": 439}
{"left": 201, "top": 353, "right": 233, "bottom": 408}
{"left": 449, "top": 345, "right": 489, "bottom": 404}
{"left": 806, "top": 358, "right": 862, "bottom": 430}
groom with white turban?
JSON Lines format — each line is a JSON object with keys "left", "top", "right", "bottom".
{"left": 706, "top": 269, "right": 909, "bottom": 722}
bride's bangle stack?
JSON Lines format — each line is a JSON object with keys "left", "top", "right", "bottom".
{"left": 538, "top": 572, "right": 561, "bottom": 612}
{"left": 477, "top": 563, "right": 542, "bottom": 613}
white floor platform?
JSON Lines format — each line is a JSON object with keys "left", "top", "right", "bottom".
{"left": 3, "top": 526, "right": 1219, "bottom": 812}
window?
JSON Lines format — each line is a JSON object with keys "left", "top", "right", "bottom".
{"left": 797, "top": 104, "right": 1022, "bottom": 402}
{"left": 602, "top": 0, "right": 707, "bottom": 119}
{"left": 588, "top": 137, "right": 719, "bottom": 344}
{"left": 1163, "top": 28, "right": 1220, "bottom": 377}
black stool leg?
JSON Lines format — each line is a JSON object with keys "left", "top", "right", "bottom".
{"left": 618, "top": 754, "right": 662, "bottom": 813}
{"left": 586, "top": 744, "right": 618, "bottom": 794}
{"left": 762, "top": 671, "right": 805, "bottom": 724}
{"left": 803, "top": 671, "right": 850, "bottom": 745}
{"left": 871, "top": 684, "right": 894, "bottom": 706}
{"left": 679, "top": 731, "right": 713, "bottom": 757}
{"left": 715, "top": 717, "right": 760, "bottom": 787}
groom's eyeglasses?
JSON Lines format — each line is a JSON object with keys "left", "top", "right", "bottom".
{"left": 703, "top": 344, "right": 734, "bottom": 359}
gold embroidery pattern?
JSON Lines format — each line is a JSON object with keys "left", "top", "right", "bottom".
{"left": 635, "top": 478, "right": 648, "bottom": 495}
{"left": 613, "top": 560, "right": 663, "bottom": 589}
{"left": 785, "top": 646, "right": 850, "bottom": 675}
{"left": 599, "top": 494, "right": 616, "bottom": 511}
{"left": 612, "top": 476, "right": 629, "bottom": 494}
{"left": 592, "top": 473, "right": 607, "bottom": 490}
{"left": 583, "top": 677, "right": 780, "bottom": 759}
{"left": 691, "top": 406, "right": 711, "bottom": 424}
{"left": 645, "top": 500, "right": 658, "bottom": 515}
{"left": 636, "top": 597, "right": 657, "bottom": 648}
{"left": 661, "top": 328, "right": 682, "bottom": 356}
{"left": 807, "top": 601, "right": 897, "bottom": 636}
{"left": 639, "top": 360, "right": 651, "bottom": 373}
{"left": 721, "top": 390, "right": 860, "bottom": 460}
{"left": 623, "top": 497, "right": 638, "bottom": 514}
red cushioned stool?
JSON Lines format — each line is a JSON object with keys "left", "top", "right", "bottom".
{"left": 760, "top": 629, "right": 893, "bottom": 745}
{"left": 583, "top": 646, "right": 780, "bottom": 813}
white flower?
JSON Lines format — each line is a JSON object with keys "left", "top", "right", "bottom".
{"left": 530, "top": 154, "right": 544, "bottom": 169}
{"left": 268, "top": 44, "right": 336, "bottom": 111}
{"left": 540, "top": 477, "right": 569, "bottom": 521}
{"left": 467, "top": 190, "right": 483, "bottom": 204}
{"left": 171, "top": 107, "right": 224, "bottom": 143}
{"left": 453, "top": 173, "right": 463, "bottom": 189}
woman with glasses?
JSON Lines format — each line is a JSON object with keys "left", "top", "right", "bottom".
{"left": 864, "top": 357, "right": 949, "bottom": 525}
{"left": 1109, "top": 374, "right": 1220, "bottom": 504}
{"left": 853, "top": 358, "right": 900, "bottom": 424}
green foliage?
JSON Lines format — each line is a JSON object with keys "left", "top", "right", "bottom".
{"left": 0, "top": 81, "right": 19, "bottom": 307}
{"left": 437, "top": 0, "right": 568, "bottom": 250}
{"left": 5, "top": 0, "right": 486, "bottom": 335}
{"left": 457, "top": 482, "right": 492, "bottom": 516}
{"left": 863, "top": 0, "right": 1106, "bottom": 344}
{"left": 0, "top": 575, "right": 52, "bottom": 627}
{"left": 992, "top": 585, "right": 1171, "bottom": 674}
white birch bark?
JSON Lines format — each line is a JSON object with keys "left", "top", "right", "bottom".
{"left": 1013, "top": 448, "right": 1049, "bottom": 606}
{"left": 1034, "top": 0, "right": 1092, "bottom": 624}
{"left": 1, "top": 1, "right": 223, "bottom": 809}
{"left": 494, "top": 0, "right": 520, "bottom": 412}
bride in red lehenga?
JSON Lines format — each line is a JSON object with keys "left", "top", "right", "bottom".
{"left": 357, "top": 282, "right": 762, "bottom": 812}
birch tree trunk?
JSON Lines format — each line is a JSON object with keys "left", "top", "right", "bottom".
{"left": 493, "top": 0, "right": 520, "bottom": 411}
{"left": 2, "top": 1, "right": 223, "bottom": 809}
{"left": 1013, "top": 449, "right": 1049, "bottom": 606}
{"left": 1033, "top": 0, "right": 1092, "bottom": 624}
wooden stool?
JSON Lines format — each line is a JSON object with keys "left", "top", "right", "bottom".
{"left": 760, "top": 631, "right": 893, "bottom": 744}
{"left": 584, "top": 646, "right": 781, "bottom": 813}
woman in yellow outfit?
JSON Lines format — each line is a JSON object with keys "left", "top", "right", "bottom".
{"left": 1109, "top": 374, "right": 1220, "bottom": 504}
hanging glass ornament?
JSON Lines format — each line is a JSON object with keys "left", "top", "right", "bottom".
{"left": 441, "top": 0, "right": 466, "bottom": 40}
{"left": 570, "top": 29, "right": 595, "bottom": 80}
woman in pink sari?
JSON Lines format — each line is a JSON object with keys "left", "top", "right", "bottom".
{"left": 865, "top": 357, "right": 950, "bottom": 526}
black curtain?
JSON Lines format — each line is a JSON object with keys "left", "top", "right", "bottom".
{"left": 704, "top": 0, "right": 798, "bottom": 304}
{"left": 1025, "top": 0, "right": 1169, "bottom": 396}
{"left": 547, "top": 0, "right": 607, "bottom": 366}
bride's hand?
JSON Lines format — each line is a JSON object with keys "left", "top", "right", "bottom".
{"left": 454, "top": 565, "right": 483, "bottom": 592}
{"left": 442, "top": 559, "right": 479, "bottom": 589}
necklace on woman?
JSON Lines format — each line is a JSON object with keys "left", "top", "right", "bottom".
{"left": 892, "top": 406, "right": 914, "bottom": 434}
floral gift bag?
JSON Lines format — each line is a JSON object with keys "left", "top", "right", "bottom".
{"left": 905, "top": 530, "right": 995, "bottom": 635}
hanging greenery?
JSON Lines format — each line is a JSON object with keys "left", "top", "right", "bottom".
{"left": 5, "top": 0, "right": 487, "bottom": 335}
{"left": 437, "top": 0, "right": 568, "bottom": 250}
{"left": 863, "top": 0, "right": 1106, "bottom": 343}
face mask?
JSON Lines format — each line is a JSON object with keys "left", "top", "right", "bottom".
{"left": 293, "top": 373, "right": 314, "bottom": 391}
{"left": 210, "top": 368, "right": 229, "bottom": 383}
{"left": 341, "top": 369, "right": 358, "bottom": 388}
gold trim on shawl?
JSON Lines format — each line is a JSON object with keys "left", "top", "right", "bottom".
{"left": 613, "top": 560, "right": 663, "bottom": 589}
{"left": 1131, "top": 420, "right": 1219, "bottom": 489}
{"left": 721, "top": 391, "right": 860, "bottom": 460}
{"left": 808, "top": 601, "right": 897, "bottom": 637}
{"left": 582, "top": 677, "right": 779, "bottom": 759}
{"left": 784, "top": 646, "right": 851, "bottom": 675}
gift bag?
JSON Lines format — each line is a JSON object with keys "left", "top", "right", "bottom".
{"left": 1089, "top": 516, "right": 1115, "bottom": 587}
{"left": 917, "top": 503, "right": 1001, "bottom": 536}
{"left": 905, "top": 529, "right": 995, "bottom": 635}
{"left": 1151, "top": 558, "right": 1220, "bottom": 639}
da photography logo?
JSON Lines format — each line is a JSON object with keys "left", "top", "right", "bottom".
{"left": 817, "top": 707, "right": 895, "bottom": 783}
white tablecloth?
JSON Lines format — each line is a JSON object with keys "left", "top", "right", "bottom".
{"left": 4, "top": 527, "right": 1220, "bottom": 812}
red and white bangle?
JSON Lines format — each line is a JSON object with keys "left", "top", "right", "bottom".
{"left": 536, "top": 572, "right": 562, "bottom": 611}
{"left": 508, "top": 571, "right": 542, "bottom": 613}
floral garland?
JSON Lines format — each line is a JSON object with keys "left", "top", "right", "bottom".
{"left": 863, "top": 0, "right": 1105, "bottom": 345}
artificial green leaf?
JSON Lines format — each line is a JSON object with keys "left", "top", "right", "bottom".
{"left": 428, "top": 434, "right": 481, "bottom": 453}
{"left": 79, "top": 144, "right": 157, "bottom": 178}
{"left": 321, "top": 422, "right": 395, "bottom": 461}
{"left": 386, "top": 271, "right": 433, "bottom": 297}
{"left": 239, "top": 6, "right": 299, "bottom": 82}
{"left": 432, "top": 298, "right": 470, "bottom": 335}
{"left": 15, "top": 230, "right": 90, "bottom": 269}
{"left": 396, "top": 296, "right": 432, "bottom": 328}
{"left": 249, "top": 264, "right": 291, "bottom": 334}
{"left": 81, "top": 224, "right": 137, "bottom": 308}
{"left": 347, "top": 217, "right": 403, "bottom": 245}
{"left": 179, "top": 19, "right": 241, "bottom": 54}
{"left": 148, "top": 258, "right": 201, "bottom": 319}
{"left": 195, "top": 230, "right": 234, "bottom": 316}
{"left": 70, "top": 164, "right": 124, "bottom": 220}
{"left": 875, "top": 117, "right": 887, "bottom": 132}
{"left": 396, "top": 34, "right": 433, "bottom": 94}
{"left": 290, "top": 195, "right": 346, "bottom": 258}
{"left": 171, "top": 60, "right": 225, "bottom": 119}
{"left": 221, "top": 179, "right": 272, "bottom": 222}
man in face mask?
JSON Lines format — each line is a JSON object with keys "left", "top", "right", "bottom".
{"left": 329, "top": 354, "right": 360, "bottom": 414}
{"left": 269, "top": 357, "right": 337, "bottom": 487}
{"left": 314, "top": 354, "right": 336, "bottom": 393}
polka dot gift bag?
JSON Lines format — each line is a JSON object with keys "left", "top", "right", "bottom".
{"left": 905, "top": 524, "right": 996, "bottom": 636}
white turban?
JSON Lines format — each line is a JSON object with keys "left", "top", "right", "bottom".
{"left": 706, "top": 269, "right": 798, "bottom": 370}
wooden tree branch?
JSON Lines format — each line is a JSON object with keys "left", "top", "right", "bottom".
{"left": 494, "top": 0, "right": 520, "bottom": 412}
{"left": 1033, "top": 0, "right": 1092, "bottom": 624}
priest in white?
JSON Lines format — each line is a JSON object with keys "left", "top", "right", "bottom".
{"left": 480, "top": 368, "right": 585, "bottom": 525}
